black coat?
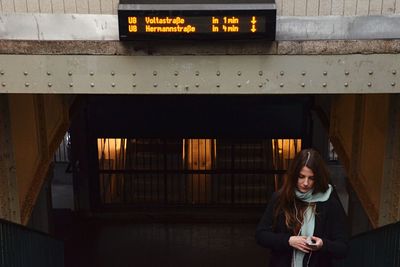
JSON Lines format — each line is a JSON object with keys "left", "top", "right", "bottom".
{"left": 256, "top": 192, "right": 348, "bottom": 267}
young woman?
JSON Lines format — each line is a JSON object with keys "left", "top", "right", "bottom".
{"left": 256, "top": 148, "right": 348, "bottom": 267}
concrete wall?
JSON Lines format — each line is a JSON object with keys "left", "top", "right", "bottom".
{"left": 1, "top": 0, "right": 400, "bottom": 16}
{"left": 359, "top": 96, "right": 388, "bottom": 218}
{"left": 330, "top": 94, "right": 391, "bottom": 227}
{"left": 330, "top": 95, "right": 356, "bottom": 170}
{"left": 7, "top": 94, "right": 70, "bottom": 224}
{"left": 8, "top": 95, "right": 41, "bottom": 213}
{"left": 0, "top": 0, "right": 118, "bottom": 14}
{"left": 28, "top": 170, "right": 52, "bottom": 233}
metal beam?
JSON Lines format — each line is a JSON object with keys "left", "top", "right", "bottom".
{"left": 1, "top": 13, "right": 400, "bottom": 41}
{"left": 0, "top": 54, "right": 399, "bottom": 94}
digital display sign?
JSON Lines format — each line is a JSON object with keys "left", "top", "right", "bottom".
{"left": 118, "top": 2, "right": 276, "bottom": 40}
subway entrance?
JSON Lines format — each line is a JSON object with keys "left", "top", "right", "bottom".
{"left": 70, "top": 95, "right": 312, "bottom": 211}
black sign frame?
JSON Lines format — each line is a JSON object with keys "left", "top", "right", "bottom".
{"left": 118, "top": 4, "right": 276, "bottom": 40}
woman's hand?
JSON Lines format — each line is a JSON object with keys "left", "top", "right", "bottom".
{"left": 306, "top": 236, "right": 323, "bottom": 251}
{"left": 288, "top": 236, "right": 311, "bottom": 253}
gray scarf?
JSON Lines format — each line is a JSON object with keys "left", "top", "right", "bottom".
{"left": 292, "top": 184, "right": 332, "bottom": 267}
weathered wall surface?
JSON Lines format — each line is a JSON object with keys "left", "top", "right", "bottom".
{"left": 276, "top": 0, "right": 400, "bottom": 16}
{"left": 0, "top": 0, "right": 118, "bottom": 14}
{"left": 8, "top": 95, "right": 41, "bottom": 218}
{"left": 358, "top": 96, "right": 388, "bottom": 220}
{"left": 330, "top": 95, "right": 356, "bottom": 171}
{"left": 1, "top": 40, "right": 400, "bottom": 57}
{"left": 0, "top": 95, "right": 20, "bottom": 223}
{"left": 7, "top": 94, "right": 70, "bottom": 224}
{"left": 1, "top": 0, "right": 400, "bottom": 16}
{"left": 330, "top": 94, "right": 391, "bottom": 227}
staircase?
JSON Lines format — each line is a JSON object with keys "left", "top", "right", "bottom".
{"left": 215, "top": 139, "right": 277, "bottom": 205}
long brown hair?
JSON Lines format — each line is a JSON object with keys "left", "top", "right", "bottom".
{"left": 273, "top": 148, "right": 330, "bottom": 233}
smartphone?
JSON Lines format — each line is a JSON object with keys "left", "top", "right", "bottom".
{"left": 306, "top": 237, "right": 317, "bottom": 248}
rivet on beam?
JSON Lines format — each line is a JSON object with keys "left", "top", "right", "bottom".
{"left": 323, "top": 71, "right": 327, "bottom": 76}
{"left": 24, "top": 72, "right": 28, "bottom": 76}
{"left": 344, "top": 82, "right": 349, "bottom": 87}
{"left": 174, "top": 71, "right": 179, "bottom": 76}
{"left": 393, "top": 70, "right": 397, "bottom": 75}
{"left": 345, "top": 71, "right": 349, "bottom": 76}
{"left": 132, "top": 72, "right": 136, "bottom": 76}
{"left": 237, "top": 83, "right": 241, "bottom": 88}
{"left": 258, "top": 83, "right": 263, "bottom": 88}
{"left": 48, "top": 82, "right": 52, "bottom": 87}
{"left": 90, "top": 83, "right": 95, "bottom": 87}
{"left": 47, "top": 72, "right": 51, "bottom": 76}
{"left": 301, "top": 83, "right": 305, "bottom": 87}
{"left": 25, "top": 82, "right": 29, "bottom": 87}
{"left": 153, "top": 83, "right": 158, "bottom": 87}
{"left": 391, "top": 82, "right": 396, "bottom": 87}
{"left": 259, "top": 71, "right": 263, "bottom": 76}
{"left": 69, "top": 83, "right": 73, "bottom": 87}
{"left": 90, "top": 72, "right": 94, "bottom": 76}
{"left": 111, "top": 83, "right": 116, "bottom": 87}
{"left": 153, "top": 71, "right": 157, "bottom": 76}
{"left": 195, "top": 83, "right": 199, "bottom": 88}
{"left": 216, "top": 71, "right": 221, "bottom": 76}
{"left": 369, "top": 70, "right": 373, "bottom": 75}
{"left": 237, "top": 71, "right": 242, "bottom": 76}
{"left": 68, "top": 71, "right": 73, "bottom": 76}
{"left": 216, "top": 84, "right": 220, "bottom": 88}
{"left": 195, "top": 71, "right": 200, "bottom": 76}
{"left": 0, "top": 71, "right": 4, "bottom": 75}
{"left": 174, "top": 83, "right": 178, "bottom": 88}
{"left": 280, "top": 71, "right": 284, "bottom": 76}
{"left": 111, "top": 71, "right": 115, "bottom": 76}
{"left": 280, "top": 83, "right": 284, "bottom": 87}
{"left": 368, "top": 82, "right": 372, "bottom": 87}
{"left": 301, "top": 71, "right": 306, "bottom": 76}
{"left": 132, "top": 83, "right": 136, "bottom": 88}
{"left": 1, "top": 82, "right": 6, "bottom": 87}
{"left": 322, "top": 82, "right": 327, "bottom": 87}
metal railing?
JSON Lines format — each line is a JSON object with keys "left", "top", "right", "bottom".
{"left": 328, "top": 141, "right": 339, "bottom": 162}
{"left": 96, "top": 138, "right": 301, "bottom": 207}
{"left": 334, "top": 221, "right": 400, "bottom": 267}
{"left": 54, "top": 132, "right": 70, "bottom": 163}
{"left": 0, "top": 218, "right": 64, "bottom": 267}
